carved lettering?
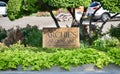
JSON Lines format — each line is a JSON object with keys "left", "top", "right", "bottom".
{"left": 43, "top": 28, "right": 80, "bottom": 48}
{"left": 47, "top": 32, "right": 76, "bottom": 38}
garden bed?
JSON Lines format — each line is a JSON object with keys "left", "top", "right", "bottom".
{"left": 0, "top": 43, "right": 120, "bottom": 71}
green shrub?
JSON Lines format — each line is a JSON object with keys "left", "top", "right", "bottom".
{"left": 92, "top": 38, "right": 106, "bottom": 50}
{"left": 92, "top": 37, "right": 120, "bottom": 51}
{"left": 105, "top": 38, "right": 120, "bottom": 47}
{"left": 0, "top": 25, "right": 42, "bottom": 47}
{"left": 0, "top": 28, "right": 7, "bottom": 42}
{"left": 7, "top": 0, "right": 40, "bottom": 20}
{"left": 107, "top": 47, "right": 120, "bottom": 66}
{"left": 21, "top": 25, "right": 42, "bottom": 47}
{"left": 110, "top": 23, "right": 120, "bottom": 41}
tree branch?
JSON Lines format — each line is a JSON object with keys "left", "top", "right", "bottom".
{"left": 111, "top": 13, "right": 120, "bottom": 19}
{"left": 38, "top": 0, "right": 60, "bottom": 28}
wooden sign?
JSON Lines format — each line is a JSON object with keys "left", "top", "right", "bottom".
{"left": 42, "top": 28, "right": 80, "bottom": 48}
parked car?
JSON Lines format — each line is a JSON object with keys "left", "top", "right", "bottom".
{"left": 86, "top": 2, "right": 111, "bottom": 22}
{"left": 0, "top": 1, "right": 7, "bottom": 17}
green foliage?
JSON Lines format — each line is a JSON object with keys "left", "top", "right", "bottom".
{"left": 107, "top": 48, "right": 120, "bottom": 66}
{"left": 92, "top": 37, "right": 120, "bottom": 51}
{"left": 96, "top": 0, "right": 120, "bottom": 13}
{"left": 0, "top": 43, "right": 9, "bottom": 51}
{"left": 0, "top": 28, "right": 7, "bottom": 42}
{"left": 7, "top": 0, "right": 40, "bottom": 20}
{"left": 0, "top": 43, "right": 113, "bottom": 70}
{"left": 92, "top": 38, "right": 106, "bottom": 50}
{"left": 22, "top": 0, "right": 40, "bottom": 14}
{"left": 0, "top": 40, "right": 120, "bottom": 71}
{"left": 0, "top": 25, "right": 42, "bottom": 47}
{"left": 7, "top": 0, "right": 91, "bottom": 20}
{"left": 105, "top": 38, "right": 120, "bottom": 47}
{"left": 48, "top": 0, "right": 91, "bottom": 8}
{"left": 7, "top": 0, "right": 24, "bottom": 20}
{"left": 21, "top": 25, "right": 42, "bottom": 47}
{"left": 110, "top": 23, "right": 120, "bottom": 41}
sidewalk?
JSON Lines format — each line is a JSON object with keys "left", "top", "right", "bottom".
{"left": 0, "top": 71, "right": 120, "bottom": 74}
{"left": 0, "top": 64, "right": 120, "bottom": 74}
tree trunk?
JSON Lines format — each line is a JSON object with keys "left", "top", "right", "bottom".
{"left": 49, "top": 10, "right": 60, "bottom": 28}
{"left": 111, "top": 13, "right": 120, "bottom": 19}
{"left": 38, "top": 0, "right": 60, "bottom": 28}
{"left": 67, "top": 8, "right": 79, "bottom": 27}
{"left": 87, "top": 6, "right": 102, "bottom": 45}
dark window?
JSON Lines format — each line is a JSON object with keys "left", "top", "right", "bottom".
{"left": 90, "top": 2, "right": 100, "bottom": 7}
{"left": 0, "top": 3, "right": 6, "bottom": 6}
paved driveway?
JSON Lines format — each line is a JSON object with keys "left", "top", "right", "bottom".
{"left": 0, "top": 16, "right": 120, "bottom": 33}
{"left": 0, "top": 16, "right": 72, "bottom": 30}
{"left": 0, "top": 71, "right": 120, "bottom": 74}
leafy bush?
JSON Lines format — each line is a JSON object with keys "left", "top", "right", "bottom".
{"left": 7, "top": 0, "right": 24, "bottom": 20}
{"left": 48, "top": 0, "right": 91, "bottom": 8}
{"left": 107, "top": 48, "right": 120, "bottom": 66}
{"left": 0, "top": 25, "right": 42, "bottom": 47}
{"left": 7, "top": 0, "right": 40, "bottom": 20}
{"left": 0, "top": 27, "right": 7, "bottom": 42}
{"left": 110, "top": 23, "right": 120, "bottom": 41}
{"left": 92, "top": 38, "right": 106, "bottom": 50}
{"left": 21, "top": 25, "right": 42, "bottom": 47}
{"left": 92, "top": 37, "right": 120, "bottom": 51}
{"left": 105, "top": 38, "right": 120, "bottom": 47}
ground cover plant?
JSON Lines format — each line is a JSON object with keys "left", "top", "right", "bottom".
{"left": 0, "top": 39, "right": 120, "bottom": 71}
{"left": 0, "top": 24, "right": 120, "bottom": 71}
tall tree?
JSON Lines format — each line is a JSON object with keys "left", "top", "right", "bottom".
{"left": 7, "top": 0, "right": 91, "bottom": 28}
{"left": 7, "top": 0, "right": 60, "bottom": 27}
{"left": 7, "top": 0, "right": 40, "bottom": 20}
{"left": 48, "top": 0, "right": 91, "bottom": 27}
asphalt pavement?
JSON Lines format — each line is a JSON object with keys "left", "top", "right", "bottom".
{"left": 0, "top": 71, "right": 120, "bottom": 74}
{"left": 0, "top": 16, "right": 120, "bottom": 33}
{"left": 0, "top": 16, "right": 72, "bottom": 30}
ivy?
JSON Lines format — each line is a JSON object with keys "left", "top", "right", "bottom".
{"left": 0, "top": 37, "right": 120, "bottom": 71}
{"left": 107, "top": 48, "right": 120, "bottom": 66}
{"left": 1, "top": 45, "right": 119, "bottom": 71}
